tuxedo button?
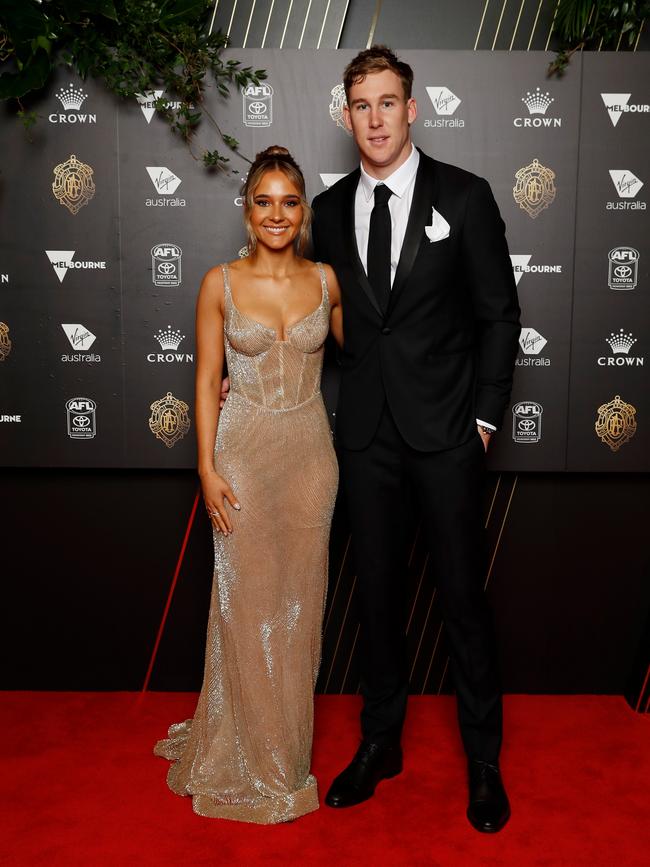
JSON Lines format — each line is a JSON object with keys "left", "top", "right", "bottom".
{"left": 381, "top": 326, "right": 391, "bottom": 335}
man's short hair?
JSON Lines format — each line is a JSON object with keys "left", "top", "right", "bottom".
{"left": 343, "top": 45, "right": 414, "bottom": 102}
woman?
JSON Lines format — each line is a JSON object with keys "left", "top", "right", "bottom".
{"left": 154, "top": 146, "right": 342, "bottom": 824}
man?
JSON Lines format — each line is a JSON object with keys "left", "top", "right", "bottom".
{"left": 311, "top": 46, "right": 520, "bottom": 833}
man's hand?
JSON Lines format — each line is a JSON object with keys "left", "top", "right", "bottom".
{"left": 220, "top": 376, "right": 230, "bottom": 409}
{"left": 478, "top": 425, "right": 492, "bottom": 453}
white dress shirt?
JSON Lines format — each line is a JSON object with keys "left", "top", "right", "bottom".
{"left": 354, "top": 144, "right": 495, "bottom": 432}
{"left": 355, "top": 143, "right": 420, "bottom": 287}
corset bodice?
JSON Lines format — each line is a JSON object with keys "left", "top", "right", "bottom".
{"left": 222, "top": 262, "right": 330, "bottom": 411}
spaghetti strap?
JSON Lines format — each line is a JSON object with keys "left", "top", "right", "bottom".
{"left": 316, "top": 262, "right": 329, "bottom": 306}
{"left": 221, "top": 263, "right": 232, "bottom": 307}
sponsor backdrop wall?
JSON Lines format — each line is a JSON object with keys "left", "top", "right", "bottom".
{"left": 2, "top": 51, "right": 648, "bottom": 470}
{"left": 1, "top": 0, "right": 649, "bottom": 707}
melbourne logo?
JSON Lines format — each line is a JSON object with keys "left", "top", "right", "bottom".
{"left": 49, "top": 83, "right": 96, "bottom": 124}
{"left": 145, "top": 167, "right": 185, "bottom": 207}
{"left": 597, "top": 328, "right": 643, "bottom": 367}
{"left": 151, "top": 243, "right": 182, "bottom": 286}
{"left": 509, "top": 254, "right": 562, "bottom": 287}
{"left": 61, "top": 323, "right": 100, "bottom": 363}
{"left": 52, "top": 154, "right": 96, "bottom": 215}
{"left": 608, "top": 247, "right": 639, "bottom": 290}
{"left": 513, "top": 159, "right": 556, "bottom": 218}
{"left": 424, "top": 86, "right": 464, "bottom": 128}
{"left": 66, "top": 397, "right": 97, "bottom": 439}
{"left": 517, "top": 327, "right": 550, "bottom": 367}
{"left": 601, "top": 93, "right": 650, "bottom": 128}
{"left": 0, "top": 322, "right": 11, "bottom": 361}
{"left": 329, "top": 84, "right": 351, "bottom": 134}
{"left": 136, "top": 90, "right": 187, "bottom": 123}
{"left": 242, "top": 83, "right": 273, "bottom": 127}
{"left": 512, "top": 401, "right": 543, "bottom": 443}
{"left": 514, "top": 87, "right": 561, "bottom": 128}
{"left": 45, "top": 250, "right": 107, "bottom": 283}
{"left": 149, "top": 392, "right": 190, "bottom": 448}
{"left": 147, "top": 327, "right": 193, "bottom": 363}
{"left": 607, "top": 170, "right": 646, "bottom": 210}
{"left": 595, "top": 394, "right": 637, "bottom": 452}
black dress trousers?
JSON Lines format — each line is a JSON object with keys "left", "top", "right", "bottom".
{"left": 339, "top": 404, "right": 503, "bottom": 763}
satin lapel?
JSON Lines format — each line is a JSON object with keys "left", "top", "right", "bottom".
{"left": 342, "top": 169, "right": 383, "bottom": 318}
{"left": 386, "top": 154, "right": 438, "bottom": 319}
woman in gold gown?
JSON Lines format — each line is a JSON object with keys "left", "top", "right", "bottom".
{"left": 154, "top": 147, "right": 342, "bottom": 823}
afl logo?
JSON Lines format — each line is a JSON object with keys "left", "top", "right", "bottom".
{"left": 242, "top": 83, "right": 273, "bottom": 127}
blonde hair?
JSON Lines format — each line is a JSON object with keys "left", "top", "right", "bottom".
{"left": 242, "top": 146, "right": 312, "bottom": 255}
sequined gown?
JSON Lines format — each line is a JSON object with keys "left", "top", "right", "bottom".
{"left": 154, "top": 262, "right": 338, "bottom": 823}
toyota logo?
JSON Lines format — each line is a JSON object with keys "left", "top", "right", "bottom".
{"left": 158, "top": 262, "right": 176, "bottom": 274}
{"left": 248, "top": 101, "right": 267, "bottom": 115}
{"left": 614, "top": 265, "right": 632, "bottom": 278}
{"left": 73, "top": 415, "right": 90, "bottom": 426}
{"left": 518, "top": 419, "right": 535, "bottom": 431}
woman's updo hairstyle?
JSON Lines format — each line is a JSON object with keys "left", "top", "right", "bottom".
{"left": 241, "top": 146, "right": 312, "bottom": 254}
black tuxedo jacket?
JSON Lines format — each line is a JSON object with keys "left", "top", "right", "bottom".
{"left": 312, "top": 149, "right": 521, "bottom": 452}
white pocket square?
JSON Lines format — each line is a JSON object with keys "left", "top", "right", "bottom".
{"left": 424, "top": 207, "right": 450, "bottom": 242}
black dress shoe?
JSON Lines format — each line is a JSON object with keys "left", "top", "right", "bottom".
{"left": 466, "top": 759, "right": 511, "bottom": 833}
{"left": 325, "top": 741, "right": 403, "bottom": 808}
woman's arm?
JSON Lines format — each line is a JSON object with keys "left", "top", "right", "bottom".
{"left": 195, "top": 266, "right": 240, "bottom": 534}
{"left": 324, "top": 264, "right": 344, "bottom": 348}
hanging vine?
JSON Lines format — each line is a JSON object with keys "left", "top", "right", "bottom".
{"left": 549, "top": 0, "right": 648, "bottom": 76}
{"left": 0, "top": 0, "right": 266, "bottom": 170}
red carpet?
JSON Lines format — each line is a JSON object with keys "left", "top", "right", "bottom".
{"left": 2, "top": 693, "right": 648, "bottom": 866}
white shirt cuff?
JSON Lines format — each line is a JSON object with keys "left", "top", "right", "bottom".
{"left": 476, "top": 419, "right": 496, "bottom": 431}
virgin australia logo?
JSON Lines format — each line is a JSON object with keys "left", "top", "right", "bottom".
{"left": 607, "top": 170, "right": 646, "bottom": 210}
{"left": 61, "top": 323, "right": 101, "bottom": 363}
{"left": 424, "top": 87, "right": 464, "bottom": 128}
{"left": 517, "top": 327, "right": 550, "bottom": 367}
{"left": 145, "top": 167, "right": 186, "bottom": 207}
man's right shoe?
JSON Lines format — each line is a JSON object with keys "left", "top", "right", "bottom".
{"left": 325, "top": 741, "right": 403, "bottom": 808}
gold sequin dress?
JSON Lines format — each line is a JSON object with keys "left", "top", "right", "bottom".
{"left": 154, "top": 262, "right": 338, "bottom": 823}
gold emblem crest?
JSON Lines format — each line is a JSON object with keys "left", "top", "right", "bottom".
{"left": 149, "top": 391, "right": 190, "bottom": 448}
{"left": 0, "top": 322, "right": 11, "bottom": 361}
{"left": 595, "top": 394, "right": 637, "bottom": 452}
{"left": 513, "top": 158, "right": 556, "bottom": 219}
{"left": 52, "top": 154, "right": 96, "bottom": 214}
{"left": 329, "top": 83, "right": 351, "bottom": 135}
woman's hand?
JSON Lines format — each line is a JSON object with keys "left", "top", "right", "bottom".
{"left": 201, "top": 470, "right": 241, "bottom": 535}
{"left": 220, "top": 376, "right": 230, "bottom": 409}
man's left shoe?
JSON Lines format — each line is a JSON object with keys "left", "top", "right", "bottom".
{"left": 466, "top": 759, "right": 511, "bottom": 833}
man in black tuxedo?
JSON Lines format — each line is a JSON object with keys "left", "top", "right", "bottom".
{"left": 312, "top": 47, "right": 520, "bottom": 832}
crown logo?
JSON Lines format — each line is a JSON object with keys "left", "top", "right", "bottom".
{"left": 606, "top": 328, "right": 636, "bottom": 354}
{"left": 155, "top": 326, "right": 184, "bottom": 351}
{"left": 522, "top": 87, "right": 554, "bottom": 115}
{"left": 56, "top": 83, "right": 87, "bottom": 110}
